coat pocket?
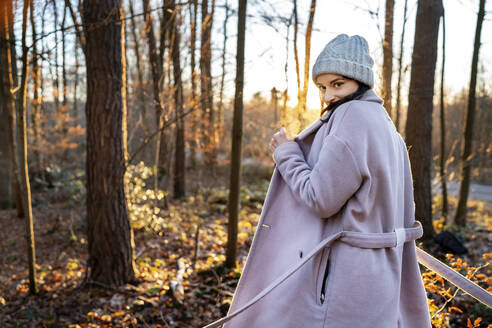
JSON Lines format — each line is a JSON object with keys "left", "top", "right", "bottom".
{"left": 316, "top": 247, "right": 331, "bottom": 305}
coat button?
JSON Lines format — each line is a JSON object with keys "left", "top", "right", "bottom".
{"left": 299, "top": 250, "right": 303, "bottom": 258}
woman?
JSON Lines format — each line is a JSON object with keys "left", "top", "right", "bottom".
{"left": 219, "top": 34, "right": 431, "bottom": 328}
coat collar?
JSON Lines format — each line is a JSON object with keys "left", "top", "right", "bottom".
{"left": 294, "top": 113, "right": 328, "bottom": 141}
{"left": 294, "top": 90, "right": 383, "bottom": 141}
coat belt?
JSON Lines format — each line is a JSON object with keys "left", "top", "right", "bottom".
{"left": 203, "top": 221, "right": 442, "bottom": 328}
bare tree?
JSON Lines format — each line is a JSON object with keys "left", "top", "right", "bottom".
{"left": 293, "top": 0, "right": 301, "bottom": 121}
{"left": 293, "top": 0, "right": 316, "bottom": 130}
{"left": 83, "top": 0, "right": 137, "bottom": 285}
{"left": 3, "top": 0, "right": 24, "bottom": 218}
{"left": 142, "top": 0, "right": 167, "bottom": 190}
{"left": 395, "top": 0, "right": 408, "bottom": 132}
{"left": 271, "top": 87, "right": 279, "bottom": 125}
{"left": 227, "top": 0, "right": 247, "bottom": 269}
{"left": 128, "top": 0, "right": 148, "bottom": 136}
{"left": 200, "top": 0, "right": 216, "bottom": 168}
{"left": 439, "top": 8, "right": 448, "bottom": 222}
{"left": 0, "top": 1, "right": 13, "bottom": 209}
{"left": 382, "top": 0, "right": 394, "bottom": 117}
{"left": 405, "top": 0, "right": 442, "bottom": 241}
{"left": 454, "top": 0, "right": 487, "bottom": 226}
{"left": 217, "top": 0, "right": 230, "bottom": 142}
{"left": 188, "top": 0, "right": 198, "bottom": 169}
{"left": 170, "top": 0, "right": 185, "bottom": 199}
{"left": 17, "top": 0, "right": 38, "bottom": 294}
{"left": 30, "top": 2, "right": 43, "bottom": 175}
{"left": 62, "top": 2, "right": 68, "bottom": 107}
{"left": 51, "top": 0, "right": 60, "bottom": 114}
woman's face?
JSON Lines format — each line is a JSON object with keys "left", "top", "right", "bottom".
{"left": 315, "top": 73, "right": 359, "bottom": 106}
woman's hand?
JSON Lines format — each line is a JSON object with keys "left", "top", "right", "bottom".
{"left": 270, "top": 127, "right": 293, "bottom": 151}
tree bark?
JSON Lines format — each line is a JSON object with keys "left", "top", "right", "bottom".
{"left": 454, "top": 0, "right": 486, "bottom": 226}
{"left": 405, "top": 0, "right": 442, "bottom": 241}
{"left": 294, "top": 0, "right": 316, "bottom": 130}
{"left": 282, "top": 13, "right": 292, "bottom": 125}
{"left": 395, "top": 0, "right": 408, "bottom": 133}
{"left": 299, "top": 0, "right": 316, "bottom": 129}
{"left": 0, "top": 0, "right": 23, "bottom": 217}
{"left": 0, "top": 3, "right": 13, "bottom": 209}
{"left": 73, "top": 36, "right": 80, "bottom": 118}
{"left": 18, "top": 0, "right": 38, "bottom": 294}
{"left": 217, "top": 0, "right": 230, "bottom": 143}
{"left": 271, "top": 87, "right": 279, "bottom": 125}
{"left": 382, "top": 0, "right": 394, "bottom": 117}
{"left": 226, "top": 0, "right": 247, "bottom": 269}
{"left": 30, "top": 2, "right": 43, "bottom": 175}
{"left": 439, "top": 9, "right": 448, "bottom": 222}
{"left": 293, "top": 0, "right": 301, "bottom": 124}
{"left": 62, "top": 3, "right": 68, "bottom": 107}
{"left": 0, "top": 64, "right": 11, "bottom": 209}
{"left": 128, "top": 0, "right": 148, "bottom": 128}
{"left": 51, "top": 0, "right": 60, "bottom": 114}
{"left": 188, "top": 0, "right": 198, "bottom": 169}
{"left": 82, "top": 0, "right": 136, "bottom": 286}
{"left": 200, "top": 0, "right": 216, "bottom": 168}
{"left": 142, "top": 0, "right": 167, "bottom": 189}
{"left": 170, "top": 0, "right": 185, "bottom": 199}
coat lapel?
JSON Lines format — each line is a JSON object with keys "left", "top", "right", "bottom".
{"left": 294, "top": 111, "right": 330, "bottom": 141}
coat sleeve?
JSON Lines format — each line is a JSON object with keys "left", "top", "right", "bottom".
{"left": 273, "top": 135, "right": 362, "bottom": 218}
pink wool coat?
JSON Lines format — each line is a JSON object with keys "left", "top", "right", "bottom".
{"left": 223, "top": 90, "right": 431, "bottom": 328}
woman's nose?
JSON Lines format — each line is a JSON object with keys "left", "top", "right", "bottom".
{"left": 323, "top": 91, "right": 335, "bottom": 103}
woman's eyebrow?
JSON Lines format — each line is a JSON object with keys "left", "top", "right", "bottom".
{"left": 329, "top": 78, "right": 345, "bottom": 84}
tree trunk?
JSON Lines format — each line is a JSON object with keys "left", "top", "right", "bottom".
{"left": 293, "top": 0, "right": 316, "bottom": 130}
{"left": 128, "top": 0, "right": 148, "bottom": 130}
{"left": 30, "top": 2, "right": 43, "bottom": 175}
{"left": 82, "top": 0, "right": 136, "bottom": 286}
{"left": 64, "top": 0, "right": 83, "bottom": 121}
{"left": 282, "top": 13, "right": 292, "bottom": 125}
{"left": 200, "top": 0, "right": 216, "bottom": 168}
{"left": 439, "top": 9, "right": 448, "bottom": 222}
{"left": 188, "top": 0, "right": 198, "bottom": 169}
{"left": 382, "top": 0, "right": 394, "bottom": 117}
{"left": 299, "top": 0, "right": 316, "bottom": 129}
{"left": 51, "top": 0, "right": 60, "bottom": 114}
{"left": 395, "top": 0, "right": 408, "bottom": 133}
{"left": 293, "top": 0, "right": 301, "bottom": 125}
{"left": 18, "top": 0, "right": 38, "bottom": 294}
{"left": 170, "top": 0, "right": 185, "bottom": 199}
{"left": 0, "top": 0, "right": 23, "bottom": 217}
{"left": 454, "top": 0, "right": 486, "bottom": 226}
{"left": 142, "top": 0, "right": 167, "bottom": 190}
{"left": 271, "top": 87, "right": 279, "bottom": 125}
{"left": 74, "top": 37, "right": 80, "bottom": 119}
{"left": 405, "top": 0, "right": 442, "bottom": 241}
{"left": 0, "top": 3, "right": 13, "bottom": 209}
{"left": 226, "top": 0, "right": 247, "bottom": 269}
{"left": 62, "top": 3, "right": 68, "bottom": 107}
{"left": 0, "top": 63, "right": 11, "bottom": 208}
{"left": 217, "top": 0, "right": 230, "bottom": 144}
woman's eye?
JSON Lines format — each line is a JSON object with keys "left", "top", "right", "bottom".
{"left": 333, "top": 82, "right": 343, "bottom": 88}
{"left": 319, "top": 86, "right": 326, "bottom": 91}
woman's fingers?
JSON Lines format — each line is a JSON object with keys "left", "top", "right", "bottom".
{"left": 271, "top": 127, "right": 291, "bottom": 151}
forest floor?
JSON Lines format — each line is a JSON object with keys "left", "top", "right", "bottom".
{"left": 0, "top": 170, "right": 491, "bottom": 327}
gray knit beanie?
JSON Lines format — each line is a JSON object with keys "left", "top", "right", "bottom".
{"left": 312, "top": 34, "right": 374, "bottom": 88}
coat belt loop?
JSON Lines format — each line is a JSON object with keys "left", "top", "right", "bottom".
{"left": 395, "top": 228, "right": 406, "bottom": 247}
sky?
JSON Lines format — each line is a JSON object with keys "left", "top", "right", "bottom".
{"left": 238, "top": 0, "right": 492, "bottom": 110}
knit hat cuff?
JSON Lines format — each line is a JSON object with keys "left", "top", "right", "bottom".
{"left": 312, "top": 58, "right": 374, "bottom": 88}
